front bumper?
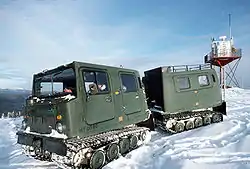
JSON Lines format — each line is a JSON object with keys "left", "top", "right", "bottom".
{"left": 16, "top": 131, "right": 67, "bottom": 156}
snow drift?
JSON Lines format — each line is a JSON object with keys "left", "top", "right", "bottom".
{"left": 1, "top": 87, "right": 250, "bottom": 169}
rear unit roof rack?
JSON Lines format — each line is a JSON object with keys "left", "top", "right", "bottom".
{"left": 164, "top": 63, "right": 212, "bottom": 73}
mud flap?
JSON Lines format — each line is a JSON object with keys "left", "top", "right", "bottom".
{"left": 16, "top": 131, "right": 67, "bottom": 156}
{"left": 137, "top": 114, "right": 155, "bottom": 131}
{"left": 213, "top": 101, "right": 227, "bottom": 115}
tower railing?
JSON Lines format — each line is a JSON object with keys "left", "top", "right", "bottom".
{"left": 205, "top": 48, "right": 242, "bottom": 60}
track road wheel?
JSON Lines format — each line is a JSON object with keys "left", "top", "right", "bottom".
{"left": 106, "top": 143, "right": 119, "bottom": 162}
{"left": 194, "top": 117, "right": 203, "bottom": 128}
{"left": 130, "top": 135, "right": 138, "bottom": 149}
{"left": 140, "top": 131, "right": 147, "bottom": 141}
{"left": 73, "top": 148, "right": 85, "bottom": 167}
{"left": 203, "top": 116, "right": 211, "bottom": 125}
{"left": 212, "top": 113, "right": 223, "bottom": 123}
{"left": 119, "top": 138, "right": 130, "bottom": 155}
{"left": 185, "top": 120, "right": 194, "bottom": 130}
{"left": 90, "top": 150, "right": 105, "bottom": 169}
{"left": 174, "top": 122, "right": 185, "bottom": 133}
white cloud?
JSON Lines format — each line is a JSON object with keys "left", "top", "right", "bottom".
{"left": 0, "top": 78, "right": 28, "bottom": 89}
{"left": 0, "top": 1, "right": 249, "bottom": 89}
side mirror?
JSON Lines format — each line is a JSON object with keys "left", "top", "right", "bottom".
{"left": 89, "top": 83, "right": 98, "bottom": 95}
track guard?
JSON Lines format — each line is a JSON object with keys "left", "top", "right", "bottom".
{"left": 137, "top": 113, "right": 155, "bottom": 131}
{"left": 213, "top": 101, "right": 227, "bottom": 115}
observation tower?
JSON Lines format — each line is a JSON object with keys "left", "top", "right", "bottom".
{"left": 204, "top": 14, "right": 242, "bottom": 100}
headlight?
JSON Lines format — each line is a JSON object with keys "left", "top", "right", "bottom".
{"left": 56, "top": 122, "right": 63, "bottom": 133}
{"left": 22, "top": 120, "right": 27, "bottom": 130}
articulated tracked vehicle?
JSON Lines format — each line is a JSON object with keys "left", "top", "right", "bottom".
{"left": 16, "top": 61, "right": 226, "bottom": 168}
{"left": 143, "top": 64, "right": 226, "bottom": 133}
{"left": 16, "top": 61, "right": 151, "bottom": 169}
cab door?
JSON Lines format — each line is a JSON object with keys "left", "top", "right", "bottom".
{"left": 119, "top": 72, "right": 142, "bottom": 115}
{"left": 82, "top": 69, "right": 115, "bottom": 125}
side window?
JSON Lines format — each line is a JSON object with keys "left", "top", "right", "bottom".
{"left": 120, "top": 74, "right": 138, "bottom": 93}
{"left": 177, "top": 77, "right": 190, "bottom": 90}
{"left": 96, "top": 72, "right": 109, "bottom": 92}
{"left": 83, "top": 71, "right": 95, "bottom": 93}
{"left": 83, "top": 70, "right": 109, "bottom": 94}
{"left": 198, "top": 75, "right": 209, "bottom": 86}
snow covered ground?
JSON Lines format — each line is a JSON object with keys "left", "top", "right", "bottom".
{"left": 1, "top": 87, "right": 250, "bottom": 169}
{"left": 0, "top": 117, "right": 57, "bottom": 169}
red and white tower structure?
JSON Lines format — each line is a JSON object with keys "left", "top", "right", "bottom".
{"left": 204, "top": 14, "right": 242, "bottom": 100}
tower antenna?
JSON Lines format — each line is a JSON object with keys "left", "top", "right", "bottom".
{"left": 229, "top": 13, "right": 232, "bottom": 39}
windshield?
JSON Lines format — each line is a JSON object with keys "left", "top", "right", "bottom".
{"left": 33, "top": 67, "right": 77, "bottom": 98}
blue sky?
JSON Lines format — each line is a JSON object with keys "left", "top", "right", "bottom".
{"left": 0, "top": 0, "right": 249, "bottom": 89}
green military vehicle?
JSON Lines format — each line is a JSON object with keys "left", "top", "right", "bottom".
{"left": 143, "top": 64, "right": 226, "bottom": 133}
{"left": 16, "top": 61, "right": 151, "bottom": 169}
{"left": 16, "top": 61, "right": 226, "bottom": 169}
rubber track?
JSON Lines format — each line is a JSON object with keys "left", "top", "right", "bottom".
{"left": 154, "top": 110, "right": 223, "bottom": 134}
{"left": 26, "top": 126, "right": 149, "bottom": 169}
{"left": 162, "top": 110, "right": 217, "bottom": 121}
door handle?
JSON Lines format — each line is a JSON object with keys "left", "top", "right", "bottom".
{"left": 86, "top": 95, "right": 91, "bottom": 102}
{"left": 105, "top": 96, "right": 112, "bottom": 102}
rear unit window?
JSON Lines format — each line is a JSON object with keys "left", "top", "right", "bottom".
{"left": 198, "top": 75, "right": 209, "bottom": 86}
{"left": 177, "top": 77, "right": 190, "bottom": 90}
{"left": 120, "top": 74, "right": 138, "bottom": 93}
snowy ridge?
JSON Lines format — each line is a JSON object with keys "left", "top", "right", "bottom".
{"left": 1, "top": 87, "right": 250, "bottom": 169}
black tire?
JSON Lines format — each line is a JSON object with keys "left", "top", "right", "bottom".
{"left": 203, "top": 116, "right": 211, "bottom": 125}
{"left": 212, "top": 113, "right": 223, "bottom": 123}
{"left": 174, "top": 122, "right": 185, "bottom": 133}
{"left": 194, "top": 117, "right": 203, "bottom": 128}
{"left": 90, "top": 150, "right": 105, "bottom": 169}
{"left": 185, "top": 120, "right": 194, "bottom": 130}
{"left": 106, "top": 143, "right": 119, "bottom": 162}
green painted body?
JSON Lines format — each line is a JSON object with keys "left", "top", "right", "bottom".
{"left": 25, "top": 61, "right": 149, "bottom": 138}
{"left": 163, "top": 68, "right": 222, "bottom": 112}
{"left": 143, "top": 65, "right": 223, "bottom": 113}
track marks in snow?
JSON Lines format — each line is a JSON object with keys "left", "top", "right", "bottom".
{"left": 1, "top": 162, "right": 57, "bottom": 169}
{"left": 176, "top": 152, "right": 250, "bottom": 164}
{"left": 107, "top": 89, "right": 250, "bottom": 169}
{"left": 151, "top": 119, "right": 250, "bottom": 156}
